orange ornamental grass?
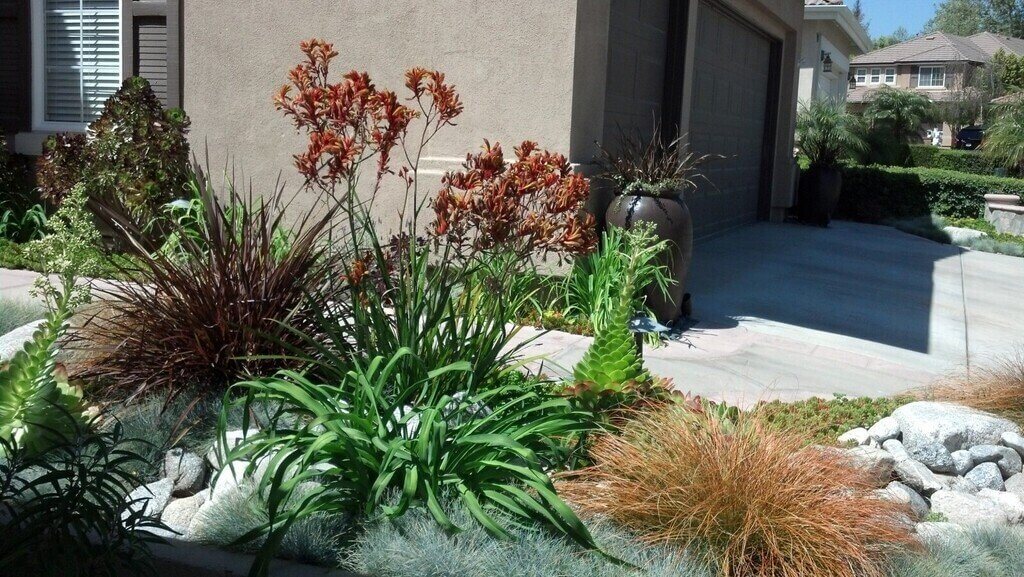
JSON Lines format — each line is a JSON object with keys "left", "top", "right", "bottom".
{"left": 924, "top": 349, "right": 1024, "bottom": 421}
{"left": 557, "top": 407, "right": 917, "bottom": 577}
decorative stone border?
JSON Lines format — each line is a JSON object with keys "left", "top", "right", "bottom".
{"left": 985, "top": 194, "right": 1024, "bottom": 236}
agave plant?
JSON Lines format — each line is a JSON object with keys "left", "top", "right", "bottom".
{"left": 220, "top": 348, "right": 599, "bottom": 576}
{"left": 796, "top": 98, "right": 868, "bottom": 168}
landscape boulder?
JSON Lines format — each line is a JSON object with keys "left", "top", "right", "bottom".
{"left": 965, "top": 462, "right": 1005, "bottom": 491}
{"left": 163, "top": 449, "right": 207, "bottom": 496}
{"left": 124, "top": 478, "right": 174, "bottom": 522}
{"left": 841, "top": 445, "right": 896, "bottom": 486}
{"left": 877, "top": 481, "right": 929, "bottom": 521}
{"left": 0, "top": 321, "right": 44, "bottom": 364}
{"left": 929, "top": 490, "right": 1009, "bottom": 526}
{"left": 892, "top": 402, "right": 1020, "bottom": 453}
{"left": 969, "top": 444, "right": 1022, "bottom": 478}
{"left": 868, "top": 417, "right": 901, "bottom": 443}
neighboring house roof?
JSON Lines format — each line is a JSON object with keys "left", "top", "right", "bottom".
{"left": 968, "top": 31, "right": 1024, "bottom": 57}
{"left": 851, "top": 31, "right": 1024, "bottom": 66}
{"left": 803, "top": 1, "right": 872, "bottom": 54}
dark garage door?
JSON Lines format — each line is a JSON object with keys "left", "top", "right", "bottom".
{"left": 688, "top": 1, "right": 773, "bottom": 238}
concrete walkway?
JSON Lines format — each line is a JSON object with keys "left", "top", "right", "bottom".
{"left": 517, "top": 221, "right": 1024, "bottom": 405}
{"left": 3, "top": 221, "right": 1022, "bottom": 404}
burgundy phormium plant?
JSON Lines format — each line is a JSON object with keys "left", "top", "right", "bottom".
{"left": 431, "top": 140, "right": 597, "bottom": 259}
{"left": 274, "top": 39, "right": 462, "bottom": 199}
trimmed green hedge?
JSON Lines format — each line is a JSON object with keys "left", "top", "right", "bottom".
{"left": 835, "top": 165, "right": 1024, "bottom": 223}
{"left": 907, "top": 145, "right": 996, "bottom": 176}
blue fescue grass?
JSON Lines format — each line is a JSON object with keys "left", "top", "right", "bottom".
{"left": 888, "top": 525, "right": 1024, "bottom": 577}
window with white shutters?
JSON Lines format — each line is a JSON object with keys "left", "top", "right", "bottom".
{"left": 37, "top": 0, "right": 121, "bottom": 127}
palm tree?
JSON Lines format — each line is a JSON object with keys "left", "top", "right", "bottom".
{"left": 796, "top": 98, "right": 868, "bottom": 168}
{"left": 984, "top": 94, "right": 1024, "bottom": 174}
{"left": 864, "top": 86, "right": 935, "bottom": 142}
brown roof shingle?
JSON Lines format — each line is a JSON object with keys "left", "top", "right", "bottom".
{"left": 851, "top": 31, "right": 993, "bottom": 65}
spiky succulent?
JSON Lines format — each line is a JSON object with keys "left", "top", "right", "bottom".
{"left": 572, "top": 224, "right": 667, "bottom": 393}
{"left": 0, "top": 314, "right": 85, "bottom": 457}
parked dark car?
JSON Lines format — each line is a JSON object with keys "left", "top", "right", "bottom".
{"left": 954, "top": 126, "right": 984, "bottom": 150}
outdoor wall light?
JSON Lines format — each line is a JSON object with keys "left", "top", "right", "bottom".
{"left": 821, "top": 51, "right": 833, "bottom": 73}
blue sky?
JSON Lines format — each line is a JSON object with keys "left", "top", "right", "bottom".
{"left": 858, "top": 0, "right": 938, "bottom": 38}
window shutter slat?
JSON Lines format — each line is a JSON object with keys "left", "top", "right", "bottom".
{"left": 44, "top": 0, "right": 120, "bottom": 124}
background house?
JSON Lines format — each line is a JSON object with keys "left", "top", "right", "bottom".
{"left": 848, "top": 31, "right": 1024, "bottom": 146}
{"left": 799, "top": 0, "right": 872, "bottom": 103}
{"left": 1, "top": 0, "right": 804, "bottom": 239}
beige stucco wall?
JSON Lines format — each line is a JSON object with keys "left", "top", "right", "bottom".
{"left": 183, "top": 1, "right": 585, "bottom": 222}
{"left": 798, "top": 19, "right": 858, "bottom": 104}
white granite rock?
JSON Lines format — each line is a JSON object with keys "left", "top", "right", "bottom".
{"left": 905, "top": 437, "right": 957, "bottom": 474}
{"left": 978, "top": 488, "right": 1024, "bottom": 524}
{"left": 210, "top": 461, "right": 249, "bottom": 501}
{"left": 868, "top": 417, "right": 901, "bottom": 443}
{"left": 843, "top": 445, "right": 896, "bottom": 486}
{"left": 160, "top": 491, "right": 208, "bottom": 537}
{"left": 1006, "top": 473, "right": 1024, "bottom": 501}
{"left": 1001, "top": 431, "right": 1024, "bottom": 460}
{"left": 930, "top": 490, "right": 1008, "bottom": 526}
{"left": 965, "top": 462, "right": 1005, "bottom": 491}
{"left": 969, "top": 444, "right": 1022, "bottom": 478}
{"left": 838, "top": 427, "right": 871, "bottom": 446}
{"left": 163, "top": 449, "right": 207, "bottom": 496}
{"left": 883, "top": 439, "right": 912, "bottom": 461}
{"left": 894, "top": 458, "right": 944, "bottom": 494}
{"left": 915, "top": 521, "right": 967, "bottom": 541}
{"left": 207, "top": 428, "right": 259, "bottom": 469}
{"left": 936, "top": 473, "right": 980, "bottom": 494}
{"left": 892, "top": 402, "right": 1020, "bottom": 452}
{"left": 877, "top": 481, "right": 930, "bottom": 520}
{"left": 951, "top": 450, "right": 974, "bottom": 476}
{"left": 124, "top": 478, "right": 174, "bottom": 522}
{"left": 0, "top": 320, "right": 45, "bottom": 364}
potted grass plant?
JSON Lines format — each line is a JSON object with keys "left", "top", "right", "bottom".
{"left": 795, "top": 98, "right": 868, "bottom": 226}
{"left": 598, "top": 125, "right": 713, "bottom": 325}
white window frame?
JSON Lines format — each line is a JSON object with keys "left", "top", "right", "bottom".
{"left": 870, "top": 67, "right": 881, "bottom": 84}
{"left": 918, "top": 65, "right": 946, "bottom": 89}
{"left": 855, "top": 68, "right": 867, "bottom": 85}
{"left": 30, "top": 0, "right": 124, "bottom": 132}
{"left": 884, "top": 67, "right": 896, "bottom": 85}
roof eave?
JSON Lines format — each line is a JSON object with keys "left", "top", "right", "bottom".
{"left": 804, "top": 5, "right": 873, "bottom": 54}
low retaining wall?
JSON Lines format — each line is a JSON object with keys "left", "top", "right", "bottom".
{"left": 985, "top": 194, "right": 1024, "bottom": 236}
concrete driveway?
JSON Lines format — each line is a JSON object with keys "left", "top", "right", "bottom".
{"left": 519, "top": 221, "right": 1024, "bottom": 405}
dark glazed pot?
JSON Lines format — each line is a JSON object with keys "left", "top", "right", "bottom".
{"left": 798, "top": 165, "right": 843, "bottom": 227}
{"left": 605, "top": 194, "right": 693, "bottom": 326}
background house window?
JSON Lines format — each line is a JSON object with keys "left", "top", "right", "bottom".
{"left": 918, "top": 66, "right": 945, "bottom": 88}
{"left": 870, "top": 68, "right": 881, "bottom": 83}
{"left": 35, "top": 0, "right": 121, "bottom": 128}
{"left": 855, "top": 68, "right": 867, "bottom": 85}
{"left": 884, "top": 67, "right": 896, "bottom": 85}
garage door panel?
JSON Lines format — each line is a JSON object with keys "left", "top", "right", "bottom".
{"left": 688, "top": 1, "right": 772, "bottom": 238}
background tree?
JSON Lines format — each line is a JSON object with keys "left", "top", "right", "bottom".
{"left": 994, "top": 49, "right": 1024, "bottom": 91}
{"left": 852, "top": 0, "right": 870, "bottom": 33}
{"left": 927, "top": 0, "right": 1024, "bottom": 37}
{"left": 925, "top": 0, "right": 985, "bottom": 35}
{"left": 874, "top": 26, "right": 912, "bottom": 50}
{"left": 936, "top": 63, "right": 990, "bottom": 137}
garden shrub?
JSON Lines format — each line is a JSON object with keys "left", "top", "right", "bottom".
{"left": 754, "top": 394, "right": 914, "bottom": 445}
{"left": 78, "top": 168, "right": 339, "bottom": 400}
{"left": 558, "top": 408, "right": 916, "bottom": 577}
{"left": 36, "top": 77, "right": 191, "bottom": 222}
{"left": 908, "top": 145, "right": 996, "bottom": 176}
{"left": 348, "top": 497, "right": 713, "bottom": 577}
{"left": 0, "top": 134, "right": 48, "bottom": 243}
{"left": 836, "top": 165, "right": 1024, "bottom": 222}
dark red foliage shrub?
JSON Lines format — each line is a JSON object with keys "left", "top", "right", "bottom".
{"left": 36, "top": 133, "right": 88, "bottom": 207}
